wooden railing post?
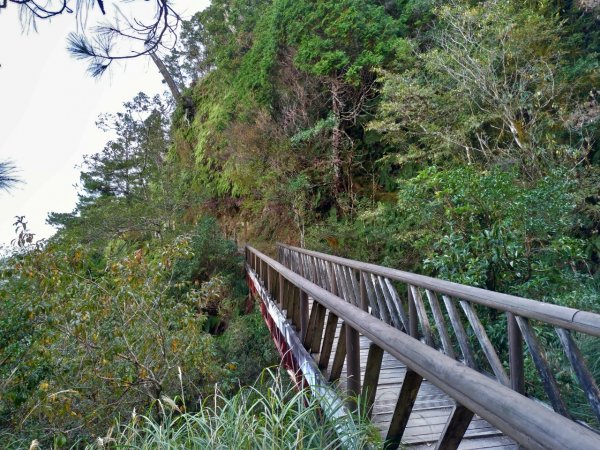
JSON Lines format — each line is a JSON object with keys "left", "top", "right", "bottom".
{"left": 346, "top": 324, "right": 361, "bottom": 409}
{"left": 329, "top": 261, "right": 338, "bottom": 295}
{"left": 408, "top": 285, "right": 418, "bottom": 339}
{"left": 346, "top": 270, "right": 370, "bottom": 409}
{"left": 385, "top": 369, "right": 423, "bottom": 450}
{"left": 292, "top": 285, "right": 301, "bottom": 328}
{"left": 309, "top": 304, "right": 327, "bottom": 353}
{"left": 300, "top": 290, "right": 309, "bottom": 341}
{"left": 508, "top": 312, "right": 525, "bottom": 395}
{"left": 362, "top": 343, "right": 384, "bottom": 418}
{"left": 318, "top": 312, "right": 338, "bottom": 369}
{"left": 278, "top": 273, "right": 284, "bottom": 310}
{"left": 360, "top": 271, "right": 368, "bottom": 311}
{"left": 435, "top": 403, "right": 475, "bottom": 450}
{"left": 329, "top": 324, "right": 346, "bottom": 381}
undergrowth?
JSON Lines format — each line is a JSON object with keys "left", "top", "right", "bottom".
{"left": 90, "top": 368, "right": 380, "bottom": 449}
{"left": 2, "top": 369, "right": 380, "bottom": 449}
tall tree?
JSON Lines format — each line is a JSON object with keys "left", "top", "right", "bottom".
{"left": 79, "top": 93, "right": 171, "bottom": 202}
{"left": 48, "top": 93, "right": 174, "bottom": 242}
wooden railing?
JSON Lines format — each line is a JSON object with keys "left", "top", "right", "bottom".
{"left": 278, "top": 243, "right": 600, "bottom": 427}
{"left": 246, "top": 245, "right": 600, "bottom": 449}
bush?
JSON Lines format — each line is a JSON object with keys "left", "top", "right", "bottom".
{"left": 170, "top": 216, "right": 245, "bottom": 297}
{"left": 216, "top": 310, "right": 280, "bottom": 391}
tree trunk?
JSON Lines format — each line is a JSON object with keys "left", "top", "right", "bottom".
{"left": 150, "top": 52, "right": 182, "bottom": 102}
{"left": 150, "top": 52, "right": 195, "bottom": 123}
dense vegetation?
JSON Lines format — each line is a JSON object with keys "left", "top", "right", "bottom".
{"left": 3, "top": 369, "right": 378, "bottom": 449}
{"left": 1, "top": 0, "right": 599, "bottom": 446}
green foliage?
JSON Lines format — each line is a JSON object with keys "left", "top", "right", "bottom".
{"left": 311, "top": 167, "right": 589, "bottom": 298}
{"left": 216, "top": 311, "right": 280, "bottom": 390}
{"left": 90, "top": 369, "right": 379, "bottom": 449}
{"left": 170, "top": 217, "right": 243, "bottom": 292}
{"left": 403, "top": 167, "right": 583, "bottom": 292}
{"left": 0, "top": 217, "right": 274, "bottom": 446}
{"left": 47, "top": 92, "right": 181, "bottom": 247}
{"left": 0, "top": 239, "right": 209, "bottom": 443}
{"left": 371, "top": 0, "right": 599, "bottom": 177}
{"left": 284, "top": 0, "right": 401, "bottom": 84}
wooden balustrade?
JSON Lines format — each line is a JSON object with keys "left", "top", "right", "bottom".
{"left": 247, "top": 245, "right": 600, "bottom": 450}
{"left": 278, "top": 244, "right": 600, "bottom": 425}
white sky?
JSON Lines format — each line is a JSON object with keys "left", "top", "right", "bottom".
{"left": 0, "top": 0, "right": 209, "bottom": 247}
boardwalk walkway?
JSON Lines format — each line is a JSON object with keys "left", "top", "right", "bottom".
{"left": 246, "top": 244, "right": 600, "bottom": 450}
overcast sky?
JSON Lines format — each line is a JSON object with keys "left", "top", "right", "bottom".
{"left": 0, "top": 0, "right": 208, "bottom": 247}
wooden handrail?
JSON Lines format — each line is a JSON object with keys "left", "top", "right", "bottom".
{"left": 278, "top": 243, "right": 600, "bottom": 429}
{"left": 278, "top": 243, "right": 600, "bottom": 337}
{"left": 247, "top": 245, "right": 600, "bottom": 450}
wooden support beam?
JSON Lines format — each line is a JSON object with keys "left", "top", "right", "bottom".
{"left": 267, "top": 266, "right": 272, "bottom": 297}
{"left": 460, "top": 300, "right": 509, "bottom": 386}
{"left": 309, "top": 302, "right": 327, "bottom": 353}
{"left": 508, "top": 312, "right": 524, "bottom": 394}
{"left": 282, "top": 277, "right": 290, "bottom": 317}
{"left": 346, "top": 323, "right": 361, "bottom": 409}
{"left": 317, "top": 258, "right": 329, "bottom": 288}
{"left": 385, "top": 369, "right": 423, "bottom": 450}
{"left": 410, "top": 285, "right": 435, "bottom": 346}
{"left": 426, "top": 290, "right": 455, "bottom": 358}
{"left": 327, "top": 261, "right": 338, "bottom": 295}
{"left": 443, "top": 295, "right": 477, "bottom": 369}
{"left": 292, "top": 285, "right": 301, "bottom": 330}
{"left": 516, "top": 316, "right": 570, "bottom": 417}
{"left": 311, "top": 256, "right": 320, "bottom": 286}
{"left": 384, "top": 278, "right": 409, "bottom": 331}
{"left": 361, "top": 272, "right": 382, "bottom": 319}
{"left": 362, "top": 343, "right": 384, "bottom": 418}
{"left": 556, "top": 327, "right": 600, "bottom": 422}
{"left": 318, "top": 312, "right": 338, "bottom": 370}
{"left": 343, "top": 266, "right": 360, "bottom": 306}
{"left": 367, "top": 272, "right": 389, "bottom": 323}
{"left": 435, "top": 403, "right": 475, "bottom": 450}
{"left": 300, "top": 290, "right": 309, "bottom": 342}
{"left": 380, "top": 276, "right": 405, "bottom": 330}
{"left": 329, "top": 323, "right": 347, "bottom": 381}
{"left": 304, "top": 299, "right": 319, "bottom": 349}
{"left": 408, "top": 285, "right": 418, "bottom": 339}
{"left": 278, "top": 273, "right": 284, "bottom": 310}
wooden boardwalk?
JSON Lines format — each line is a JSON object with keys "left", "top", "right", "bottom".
{"left": 247, "top": 245, "right": 600, "bottom": 450}
{"left": 309, "top": 300, "right": 517, "bottom": 449}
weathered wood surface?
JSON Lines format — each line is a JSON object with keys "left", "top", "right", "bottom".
{"left": 251, "top": 246, "right": 600, "bottom": 450}
{"left": 278, "top": 244, "right": 600, "bottom": 337}
{"left": 306, "top": 299, "right": 517, "bottom": 449}
{"left": 278, "top": 244, "right": 600, "bottom": 428}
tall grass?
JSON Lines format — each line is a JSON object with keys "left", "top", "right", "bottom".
{"left": 89, "top": 368, "right": 380, "bottom": 449}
